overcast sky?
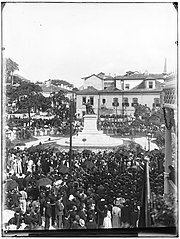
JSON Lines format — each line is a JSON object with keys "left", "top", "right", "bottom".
{"left": 3, "top": 2, "right": 177, "bottom": 87}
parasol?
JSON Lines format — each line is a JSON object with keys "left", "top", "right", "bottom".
{"left": 37, "top": 178, "right": 52, "bottom": 187}
{"left": 59, "top": 164, "right": 69, "bottom": 174}
{"left": 4, "top": 180, "right": 18, "bottom": 191}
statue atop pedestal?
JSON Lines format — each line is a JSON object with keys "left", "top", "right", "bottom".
{"left": 84, "top": 99, "right": 95, "bottom": 114}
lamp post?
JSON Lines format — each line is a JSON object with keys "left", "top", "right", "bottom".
{"left": 69, "top": 99, "right": 73, "bottom": 171}
{"left": 82, "top": 138, "right": 87, "bottom": 150}
{"left": 69, "top": 92, "right": 75, "bottom": 171}
{"left": 146, "top": 132, "right": 152, "bottom": 151}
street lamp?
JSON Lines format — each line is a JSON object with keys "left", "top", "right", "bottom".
{"left": 82, "top": 138, "right": 87, "bottom": 150}
{"left": 146, "top": 132, "right": 152, "bottom": 151}
{"left": 69, "top": 99, "right": 73, "bottom": 171}
{"left": 69, "top": 92, "right": 75, "bottom": 171}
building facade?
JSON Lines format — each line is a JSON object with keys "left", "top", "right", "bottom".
{"left": 77, "top": 72, "right": 165, "bottom": 118}
{"left": 162, "top": 72, "right": 177, "bottom": 196}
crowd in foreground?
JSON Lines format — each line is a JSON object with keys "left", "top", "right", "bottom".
{"left": 3, "top": 144, "right": 176, "bottom": 230}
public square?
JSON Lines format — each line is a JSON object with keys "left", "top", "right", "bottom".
{"left": 2, "top": 2, "right": 177, "bottom": 236}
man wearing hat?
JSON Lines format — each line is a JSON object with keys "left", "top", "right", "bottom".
{"left": 96, "top": 198, "right": 106, "bottom": 228}
{"left": 30, "top": 204, "right": 42, "bottom": 229}
{"left": 24, "top": 207, "right": 33, "bottom": 229}
{"left": 121, "top": 199, "right": 132, "bottom": 228}
{"left": 78, "top": 219, "right": 86, "bottom": 229}
{"left": 86, "top": 214, "right": 98, "bottom": 229}
{"left": 55, "top": 195, "right": 64, "bottom": 229}
{"left": 44, "top": 198, "right": 52, "bottom": 230}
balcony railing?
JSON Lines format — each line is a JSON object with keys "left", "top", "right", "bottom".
{"left": 122, "top": 103, "right": 129, "bottom": 107}
{"left": 153, "top": 103, "right": 161, "bottom": 107}
{"left": 131, "top": 103, "right": 138, "bottom": 107}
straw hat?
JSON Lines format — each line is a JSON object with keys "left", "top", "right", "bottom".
{"left": 79, "top": 219, "right": 85, "bottom": 227}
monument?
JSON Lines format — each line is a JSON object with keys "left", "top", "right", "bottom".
{"left": 57, "top": 109, "right": 123, "bottom": 151}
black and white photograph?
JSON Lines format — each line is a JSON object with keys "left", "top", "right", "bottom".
{"left": 1, "top": 1, "right": 178, "bottom": 237}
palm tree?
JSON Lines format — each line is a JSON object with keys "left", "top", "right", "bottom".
{"left": 5, "top": 58, "right": 19, "bottom": 85}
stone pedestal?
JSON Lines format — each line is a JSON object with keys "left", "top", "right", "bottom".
{"left": 57, "top": 114, "right": 123, "bottom": 150}
{"left": 83, "top": 114, "right": 98, "bottom": 133}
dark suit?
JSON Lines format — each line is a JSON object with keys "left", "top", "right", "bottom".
{"left": 86, "top": 220, "right": 98, "bottom": 229}
{"left": 45, "top": 202, "right": 51, "bottom": 229}
{"left": 121, "top": 205, "right": 132, "bottom": 226}
{"left": 96, "top": 200, "right": 106, "bottom": 227}
{"left": 55, "top": 200, "right": 64, "bottom": 229}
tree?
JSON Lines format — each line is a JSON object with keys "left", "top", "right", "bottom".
{"left": 51, "top": 90, "right": 71, "bottom": 121}
{"left": 5, "top": 58, "right": 19, "bottom": 85}
{"left": 47, "top": 79, "right": 73, "bottom": 88}
{"left": 72, "top": 87, "right": 79, "bottom": 91}
{"left": 153, "top": 130, "right": 165, "bottom": 149}
{"left": 7, "top": 81, "right": 43, "bottom": 125}
{"left": 134, "top": 104, "right": 151, "bottom": 120}
{"left": 150, "top": 108, "right": 164, "bottom": 126}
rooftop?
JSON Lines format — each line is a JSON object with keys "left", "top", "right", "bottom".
{"left": 130, "top": 80, "right": 163, "bottom": 91}
{"left": 40, "top": 84, "right": 68, "bottom": 93}
{"left": 77, "top": 86, "right": 99, "bottom": 95}
{"left": 99, "top": 86, "right": 122, "bottom": 93}
{"left": 82, "top": 72, "right": 165, "bottom": 81}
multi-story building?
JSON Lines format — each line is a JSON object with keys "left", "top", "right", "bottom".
{"left": 39, "top": 80, "right": 74, "bottom": 99}
{"left": 162, "top": 72, "right": 177, "bottom": 195}
{"left": 76, "top": 71, "right": 166, "bottom": 118}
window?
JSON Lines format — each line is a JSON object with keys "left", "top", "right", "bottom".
{"left": 125, "top": 84, "right": 130, "bottom": 90}
{"left": 102, "top": 99, "right": 106, "bottom": 104}
{"left": 132, "top": 98, "right": 138, "bottom": 107}
{"left": 112, "top": 98, "right": 119, "bottom": 107}
{"left": 122, "top": 98, "right": 129, "bottom": 107}
{"left": 148, "top": 81, "right": 153, "bottom": 89}
{"left": 90, "top": 97, "right": 94, "bottom": 105}
{"left": 133, "top": 98, "right": 138, "bottom": 103}
{"left": 82, "top": 97, "right": 86, "bottom": 105}
{"left": 113, "top": 98, "right": 118, "bottom": 103}
{"left": 154, "top": 98, "right": 160, "bottom": 104}
{"left": 153, "top": 98, "right": 160, "bottom": 107}
{"left": 123, "top": 98, "right": 128, "bottom": 103}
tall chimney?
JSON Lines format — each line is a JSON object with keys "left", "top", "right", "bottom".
{"left": 163, "top": 58, "right": 167, "bottom": 75}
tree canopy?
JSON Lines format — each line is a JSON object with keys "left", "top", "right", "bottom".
{"left": 5, "top": 58, "right": 19, "bottom": 83}
{"left": 47, "top": 79, "right": 73, "bottom": 88}
{"left": 134, "top": 104, "right": 151, "bottom": 119}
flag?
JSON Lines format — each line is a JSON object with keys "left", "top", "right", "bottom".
{"left": 138, "top": 160, "right": 151, "bottom": 227}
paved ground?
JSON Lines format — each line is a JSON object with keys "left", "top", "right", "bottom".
{"left": 23, "top": 134, "right": 158, "bottom": 151}
{"left": 133, "top": 137, "right": 158, "bottom": 150}
{"left": 17, "top": 136, "right": 63, "bottom": 149}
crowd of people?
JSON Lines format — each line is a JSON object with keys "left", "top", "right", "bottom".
{"left": 97, "top": 118, "right": 164, "bottom": 139}
{"left": 6, "top": 113, "right": 165, "bottom": 146}
{"left": 3, "top": 142, "right": 174, "bottom": 231}
{"left": 6, "top": 116, "right": 83, "bottom": 140}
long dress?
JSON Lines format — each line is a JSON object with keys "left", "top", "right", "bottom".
{"left": 112, "top": 206, "right": 121, "bottom": 228}
{"left": 103, "top": 211, "right": 112, "bottom": 229}
{"left": 17, "top": 158, "right": 22, "bottom": 174}
{"left": 27, "top": 160, "right": 33, "bottom": 173}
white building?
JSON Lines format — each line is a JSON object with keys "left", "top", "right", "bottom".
{"left": 76, "top": 71, "right": 165, "bottom": 118}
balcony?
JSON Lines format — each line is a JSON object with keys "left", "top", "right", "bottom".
{"left": 122, "top": 103, "right": 129, "bottom": 107}
{"left": 112, "top": 102, "right": 119, "bottom": 107}
{"left": 131, "top": 103, "right": 138, "bottom": 107}
{"left": 153, "top": 103, "right": 161, "bottom": 107}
